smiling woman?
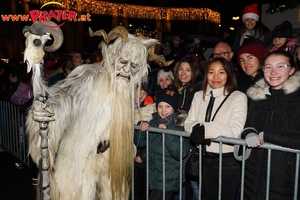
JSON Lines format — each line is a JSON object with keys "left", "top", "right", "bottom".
{"left": 241, "top": 50, "right": 300, "bottom": 200}
{"left": 184, "top": 57, "right": 247, "bottom": 200}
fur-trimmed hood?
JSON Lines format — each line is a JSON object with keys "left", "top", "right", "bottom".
{"left": 247, "top": 71, "right": 300, "bottom": 100}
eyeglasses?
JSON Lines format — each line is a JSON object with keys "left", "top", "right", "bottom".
{"left": 262, "top": 63, "right": 291, "bottom": 72}
{"left": 213, "top": 52, "right": 231, "bottom": 58}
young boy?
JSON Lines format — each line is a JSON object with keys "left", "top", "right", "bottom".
{"left": 134, "top": 87, "right": 190, "bottom": 200}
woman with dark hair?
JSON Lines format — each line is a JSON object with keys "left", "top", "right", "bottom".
{"left": 173, "top": 55, "right": 202, "bottom": 200}
{"left": 184, "top": 57, "right": 247, "bottom": 200}
{"left": 235, "top": 50, "right": 300, "bottom": 199}
{"left": 173, "top": 55, "right": 202, "bottom": 114}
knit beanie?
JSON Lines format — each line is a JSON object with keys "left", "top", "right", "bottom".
{"left": 156, "top": 87, "right": 179, "bottom": 111}
{"left": 242, "top": 3, "right": 260, "bottom": 22}
{"left": 238, "top": 43, "right": 267, "bottom": 64}
{"left": 173, "top": 36, "right": 180, "bottom": 44}
{"left": 157, "top": 69, "right": 174, "bottom": 84}
{"left": 272, "top": 20, "right": 293, "bottom": 39}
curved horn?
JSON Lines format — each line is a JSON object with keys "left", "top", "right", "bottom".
{"left": 22, "top": 25, "right": 31, "bottom": 36}
{"left": 88, "top": 27, "right": 108, "bottom": 44}
{"left": 107, "top": 26, "right": 128, "bottom": 43}
{"left": 42, "top": 21, "right": 64, "bottom": 52}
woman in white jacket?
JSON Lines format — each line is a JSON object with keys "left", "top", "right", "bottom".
{"left": 184, "top": 57, "right": 247, "bottom": 200}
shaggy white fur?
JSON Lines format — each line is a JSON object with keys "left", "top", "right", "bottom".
{"left": 26, "top": 27, "right": 158, "bottom": 199}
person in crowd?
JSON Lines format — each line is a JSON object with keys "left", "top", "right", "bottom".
{"left": 43, "top": 59, "right": 61, "bottom": 79}
{"left": 222, "top": 27, "right": 235, "bottom": 47}
{"left": 184, "top": 57, "right": 247, "bottom": 200}
{"left": 133, "top": 77, "right": 156, "bottom": 200}
{"left": 199, "top": 60, "right": 208, "bottom": 75}
{"left": 134, "top": 87, "right": 190, "bottom": 200}
{"left": 162, "top": 43, "right": 173, "bottom": 62}
{"left": 48, "top": 51, "right": 85, "bottom": 86}
{"left": 10, "top": 70, "right": 33, "bottom": 113}
{"left": 232, "top": 3, "right": 272, "bottom": 59}
{"left": 235, "top": 50, "right": 300, "bottom": 199}
{"left": 170, "top": 36, "right": 188, "bottom": 62}
{"left": 235, "top": 42, "right": 267, "bottom": 199}
{"left": 157, "top": 69, "right": 174, "bottom": 90}
{"left": 174, "top": 55, "right": 202, "bottom": 114}
{"left": 89, "top": 50, "right": 103, "bottom": 65}
{"left": 268, "top": 20, "right": 296, "bottom": 53}
{"left": 213, "top": 42, "right": 234, "bottom": 62}
{"left": 186, "top": 37, "right": 206, "bottom": 63}
{"left": 172, "top": 55, "right": 202, "bottom": 200}
{"left": 0, "top": 67, "right": 21, "bottom": 102}
{"left": 291, "top": 32, "right": 300, "bottom": 68}
{"left": 237, "top": 43, "right": 267, "bottom": 94}
{"left": 212, "top": 42, "right": 241, "bottom": 73}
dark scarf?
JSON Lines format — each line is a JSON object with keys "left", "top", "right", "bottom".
{"left": 155, "top": 112, "right": 178, "bottom": 126}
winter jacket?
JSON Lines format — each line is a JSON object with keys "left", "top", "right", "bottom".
{"left": 177, "top": 81, "right": 202, "bottom": 113}
{"left": 10, "top": 82, "right": 33, "bottom": 106}
{"left": 243, "top": 72, "right": 300, "bottom": 200}
{"left": 232, "top": 26, "right": 272, "bottom": 57}
{"left": 184, "top": 84, "right": 247, "bottom": 153}
{"left": 236, "top": 70, "right": 263, "bottom": 94}
{"left": 134, "top": 112, "right": 190, "bottom": 192}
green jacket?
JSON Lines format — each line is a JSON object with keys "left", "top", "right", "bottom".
{"left": 134, "top": 112, "right": 190, "bottom": 192}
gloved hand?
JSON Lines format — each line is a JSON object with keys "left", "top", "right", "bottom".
{"left": 189, "top": 123, "right": 205, "bottom": 146}
{"left": 245, "top": 132, "right": 264, "bottom": 148}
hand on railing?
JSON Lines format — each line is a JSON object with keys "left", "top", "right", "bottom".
{"left": 245, "top": 132, "right": 264, "bottom": 148}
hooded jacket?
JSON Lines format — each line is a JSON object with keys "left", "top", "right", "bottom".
{"left": 244, "top": 71, "right": 300, "bottom": 200}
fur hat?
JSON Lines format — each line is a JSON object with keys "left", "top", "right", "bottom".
{"left": 173, "top": 36, "right": 180, "bottom": 44}
{"left": 157, "top": 69, "right": 174, "bottom": 84}
{"left": 238, "top": 43, "right": 267, "bottom": 64}
{"left": 272, "top": 20, "right": 293, "bottom": 39}
{"left": 242, "top": 3, "right": 259, "bottom": 22}
{"left": 141, "top": 77, "right": 154, "bottom": 96}
{"left": 156, "top": 87, "right": 179, "bottom": 111}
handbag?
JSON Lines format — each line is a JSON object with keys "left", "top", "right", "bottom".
{"left": 185, "top": 92, "right": 232, "bottom": 179}
{"left": 185, "top": 148, "right": 200, "bottom": 180}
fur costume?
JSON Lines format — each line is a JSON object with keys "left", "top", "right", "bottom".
{"left": 25, "top": 24, "right": 158, "bottom": 199}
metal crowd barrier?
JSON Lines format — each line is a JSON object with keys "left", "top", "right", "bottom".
{"left": 134, "top": 125, "right": 300, "bottom": 200}
{"left": 1, "top": 100, "right": 299, "bottom": 200}
{"left": 0, "top": 100, "right": 32, "bottom": 168}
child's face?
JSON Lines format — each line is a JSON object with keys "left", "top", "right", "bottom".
{"left": 158, "top": 76, "right": 173, "bottom": 89}
{"left": 273, "top": 37, "right": 288, "bottom": 49}
{"left": 244, "top": 18, "right": 257, "bottom": 29}
{"left": 134, "top": 88, "right": 148, "bottom": 104}
{"left": 157, "top": 101, "right": 174, "bottom": 119}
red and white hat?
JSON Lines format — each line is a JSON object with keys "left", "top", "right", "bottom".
{"left": 242, "top": 3, "right": 259, "bottom": 22}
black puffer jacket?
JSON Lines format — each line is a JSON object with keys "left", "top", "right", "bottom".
{"left": 244, "top": 72, "right": 300, "bottom": 200}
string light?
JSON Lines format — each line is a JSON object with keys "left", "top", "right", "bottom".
{"left": 27, "top": 0, "right": 220, "bottom": 23}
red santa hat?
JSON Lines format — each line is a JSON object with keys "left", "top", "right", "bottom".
{"left": 242, "top": 3, "right": 260, "bottom": 22}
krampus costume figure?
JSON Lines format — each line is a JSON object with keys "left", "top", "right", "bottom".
{"left": 24, "top": 21, "right": 158, "bottom": 199}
